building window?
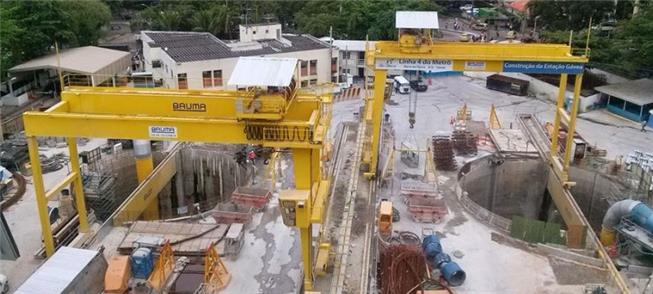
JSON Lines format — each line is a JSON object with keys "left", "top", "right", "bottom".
{"left": 608, "top": 96, "right": 625, "bottom": 109}
{"left": 625, "top": 101, "right": 641, "bottom": 114}
{"left": 343, "top": 51, "right": 351, "bottom": 59}
{"left": 300, "top": 80, "right": 308, "bottom": 87}
{"left": 213, "top": 70, "right": 222, "bottom": 86}
{"left": 265, "top": 29, "right": 269, "bottom": 33}
{"left": 202, "top": 70, "right": 223, "bottom": 88}
{"left": 300, "top": 60, "right": 308, "bottom": 77}
{"left": 202, "top": 71, "right": 212, "bottom": 88}
{"left": 253, "top": 30, "right": 256, "bottom": 34}
{"left": 331, "top": 57, "right": 338, "bottom": 74}
{"left": 309, "top": 60, "right": 317, "bottom": 75}
{"left": 178, "top": 73, "right": 188, "bottom": 89}
{"left": 309, "top": 79, "right": 317, "bottom": 86}
{"left": 152, "top": 60, "right": 162, "bottom": 68}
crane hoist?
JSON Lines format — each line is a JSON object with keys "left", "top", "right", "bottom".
{"left": 23, "top": 76, "right": 331, "bottom": 290}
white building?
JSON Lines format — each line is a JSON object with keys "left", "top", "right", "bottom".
{"left": 330, "top": 40, "right": 376, "bottom": 83}
{"left": 140, "top": 23, "right": 338, "bottom": 90}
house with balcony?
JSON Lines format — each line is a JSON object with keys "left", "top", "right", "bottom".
{"left": 140, "top": 23, "right": 338, "bottom": 90}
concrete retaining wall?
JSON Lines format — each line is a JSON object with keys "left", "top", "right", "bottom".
{"left": 458, "top": 155, "right": 548, "bottom": 220}
{"left": 464, "top": 71, "right": 600, "bottom": 113}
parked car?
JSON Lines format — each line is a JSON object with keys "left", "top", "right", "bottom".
{"left": 459, "top": 33, "right": 472, "bottom": 42}
{"left": 409, "top": 80, "right": 428, "bottom": 92}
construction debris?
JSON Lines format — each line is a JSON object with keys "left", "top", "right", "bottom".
{"left": 39, "top": 153, "right": 68, "bottom": 173}
{"left": 431, "top": 136, "right": 456, "bottom": 171}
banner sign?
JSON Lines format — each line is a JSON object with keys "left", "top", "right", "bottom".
{"left": 376, "top": 58, "right": 453, "bottom": 72}
{"left": 464, "top": 61, "right": 486, "bottom": 71}
{"left": 149, "top": 126, "right": 178, "bottom": 139}
{"left": 503, "top": 61, "right": 584, "bottom": 74}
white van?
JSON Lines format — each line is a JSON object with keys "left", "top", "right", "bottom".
{"left": 393, "top": 76, "right": 411, "bottom": 94}
{"left": 0, "top": 274, "right": 8, "bottom": 294}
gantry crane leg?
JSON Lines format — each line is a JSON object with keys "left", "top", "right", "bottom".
{"left": 291, "top": 148, "right": 320, "bottom": 290}
{"left": 364, "top": 70, "right": 388, "bottom": 178}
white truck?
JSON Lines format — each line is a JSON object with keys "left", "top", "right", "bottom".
{"left": 393, "top": 76, "right": 411, "bottom": 94}
{"left": 0, "top": 274, "right": 8, "bottom": 294}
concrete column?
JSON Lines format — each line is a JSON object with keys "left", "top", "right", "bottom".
{"left": 133, "top": 139, "right": 158, "bottom": 219}
{"left": 174, "top": 154, "right": 185, "bottom": 212}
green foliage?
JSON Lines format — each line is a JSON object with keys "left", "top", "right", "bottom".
{"left": 618, "top": 5, "right": 653, "bottom": 77}
{"left": 0, "top": 0, "right": 111, "bottom": 78}
{"left": 539, "top": 4, "right": 653, "bottom": 78}
{"left": 528, "top": 0, "right": 615, "bottom": 31}
{"left": 295, "top": 0, "right": 441, "bottom": 40}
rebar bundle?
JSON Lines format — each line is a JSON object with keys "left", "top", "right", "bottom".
{"left": 431, "top": 136, "right": 456, "bottom": 171}
{"left": 379, "top": 244, "right": 428, "bottom": 294}
{"left": 452, "top": 130, "right": 478, "bottom": 155}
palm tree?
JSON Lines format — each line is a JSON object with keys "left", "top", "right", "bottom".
{"left": 191, "top": 9, "right": 222, "bottom": 36}
{"left": 155, "top": 10, "right": 183, "bottom": 31}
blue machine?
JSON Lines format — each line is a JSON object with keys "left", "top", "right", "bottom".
{"left": 422, "top": 234, "right": 466, "bottom": 287}
{"left": 131, "top": 247, "right": 154, "bottom": 279}
{"left": 630, "top": 203, "right": 653, "bottom": 232}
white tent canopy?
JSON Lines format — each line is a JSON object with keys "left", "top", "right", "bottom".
{"left": 395, "top": 11, "right": 440, "bottom": 29}
{"left": 228, "top": 57, "right": 298, "bottom": 87}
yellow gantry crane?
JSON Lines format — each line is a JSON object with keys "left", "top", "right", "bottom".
{"left": 361, "top": 11, "right": 590, "bottom": 245}
{"left": 23, "top": 67, "right": 331, "bottom": 289}
{"left": 358, "top": 11, "right": 628, "bottom": 294}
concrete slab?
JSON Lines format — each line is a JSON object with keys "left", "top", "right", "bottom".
{"left": 489, "top": 128, "right": 539, "bottom": 153}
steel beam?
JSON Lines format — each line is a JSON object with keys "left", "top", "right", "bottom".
{"left": 113, "top": 146, "right": 177, "bottom": 225}
{"left": 66, "top": 137, "right": 89, "bottom": 233}
{"left": 373, "top": 41, "right": 589, "bottom": 62}
{"left": 23, "top": 112, "right": 321, "bottom": 149}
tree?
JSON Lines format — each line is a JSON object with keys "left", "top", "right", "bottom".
{"left": 60, "top": 0, "right": 111, "bottom": 46}
{"left": 1, "top": 0, "right": 111, "bottom": 78}
{"left": 528, "top": 0, "right": 615, "bottom": 31}
{"left": 294, "top": 0, "right": 441, "bottom": 40}
{"left": 618, "top": 4, "right": 653, "bottom": 77}
{"left": 191, "top": 6, "right": 229, "bottom": 36}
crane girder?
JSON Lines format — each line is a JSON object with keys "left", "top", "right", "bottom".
{"left": 23, "top": 88, "right": 328, "bottom": 149}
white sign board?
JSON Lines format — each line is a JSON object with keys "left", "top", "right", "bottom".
{"left": 149, "top": 126, "right": 178, "bottom": 139}
{"left": 464, "top": 61, "right": 486, "bottom": 71}
{"left": 376, "top": 58, "right": 453, "bottom": 72}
